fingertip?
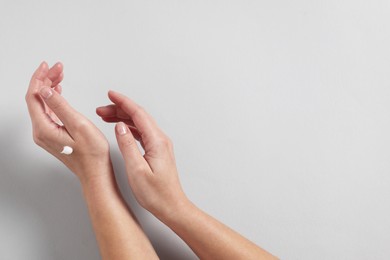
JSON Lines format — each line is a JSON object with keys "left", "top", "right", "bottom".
{"left": 116, "top": 122, "right": 128, "bottom": 136}
{"left": 108, "top": 90, "right": 124, "bottom": 98}
{"left": 108, "top": 90, "right": 117, "bottom": 99}
{"left": 96, "top": 106, "right": 110, "bottom": 114}
{"left": 40, "top": 61, "right": 48, "bottom": 69}
{"left": 108, "top": 90, "right": 130, "bottom": 105}
{"left": 56, "top": 61, "right": 63, "bottom": 69}
{"left": 40, "top": 62, "right": 49, "bottom": 74}
{"left": 96, "top": 106, "right": 103, "bottom": 115}
{"left": 34, "top": 61, "right": 49, "bottom": 80}
{"left": 108, "top": 90, "right": 117, "bottom": 103}
{"left": 50, "top": 62, "right": 63, "bottom": 71}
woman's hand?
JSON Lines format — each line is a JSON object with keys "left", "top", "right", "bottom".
{"left": 97, "top": 91, "right": 278, "bottom": 260}
{"left": 26, "top": 62, "right": 110, "bottom": 183}
{"left": 96, "top": 91, "right": 187, "bottom": 218}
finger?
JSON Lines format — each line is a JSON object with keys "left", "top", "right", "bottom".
{"left": 52, "top": 72, "right": 64, "bottom": 87}
{"left": 107, "top": 90, "right": 161, "bottom": 141}
{"left": 129, "top": 126, "right": 143, "bottom": 143}
{"left": 100, "top": 115, "right": 140, "bottom": 140}
{"left": 97, "top": 104, "right": 135, "bottom": 126}
{"left": 35, "top": 123, "right": 75, "bottom": 153}
{"left": 45, "top": 87, "right": 64, "bottom": 125}
{"left": 43, "top": 78, "right": 62, "bottom": 124}
{"left": 42, "top": 78, "right": 53, "bottom": 113}
{"left": 27, "top": 61, "right": 48, "bottom": 96}
{"left": 26, "top": 63, "right": 72, "bottom": 148}
{"left": 26, "top": 62, "right": 53, "bottom": 127}
{"left": 101, "top": 116, "right": 135, "bottom": 127}
{"left": 96, "top": 104, "right": 131, "bottom": 119}
{"left": 53, "top": 84, "right": 62, "bottom": 94}
{"left": 47, "top": 62, "right": 64, "bottom": 86}
{"left": 39, "top": 86, "right": 83, "bottom": 134}
{"left": 100, "top": 114, "right": 140, "bottom": 140}
{"left": 115, "top": 122, "right": 150, "bottom": 173}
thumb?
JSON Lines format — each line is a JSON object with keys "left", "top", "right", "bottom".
{"left": 39, "top": 86, "right": 81, "bottom": 132}
{"left": 115, "top": 122, "right": 150, "bottom": 174}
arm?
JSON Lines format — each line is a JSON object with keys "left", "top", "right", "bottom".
{"left": 25, "top": 62, "right": 158, "bottom": 260}
{"left": 81, "top": 165, "right": 158, "bottom": 260}
{"left": 96, "top": 91, "right": 278, "bottom": 260}
{"left": 159, "top": 201, "right": 274, "bottom": 260}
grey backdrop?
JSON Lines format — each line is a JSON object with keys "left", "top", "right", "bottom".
{"left": 1, "top": 0, "right": 390, "bottom": 259}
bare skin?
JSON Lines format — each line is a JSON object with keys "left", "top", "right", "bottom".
{"left": 97, "top": 91, "right": 278, "bottom": 260}
{"left": 26, "top": 62, "right": 158, "bottom": 260}
{"left": 26, "top": 61, "right": 278, "bottom": 259}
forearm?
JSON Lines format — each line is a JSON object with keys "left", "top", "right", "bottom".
{"left": 80, "top": 163, "right": 158, "bottom": 260}
{"left": 158, "top": 199, "right": 277, "bottom": 260}
{"left": 97, "top": 91, "right": 276, "bottom": 259}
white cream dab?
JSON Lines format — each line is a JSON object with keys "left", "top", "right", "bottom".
{"left": 61, "top": 146, "right": 73, "bottom": 155}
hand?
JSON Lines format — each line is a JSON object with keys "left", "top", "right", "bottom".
{"left": 96, "top": 91, "right": 187, "bottom": 217}
{"left": 26, "top": 62, "right": 110, "bottom": 182}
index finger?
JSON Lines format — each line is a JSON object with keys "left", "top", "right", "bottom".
{"left": 39, "top": 86, "right": 86, "bottom": 136}
{"left": 26, "top": 61, "right": 48, "bottom": 98}
{"left": 25, "top": 62, "right": 52, "bottom": 127}
{"left": 107, "top": 90, "right": 161, "bottom": 141}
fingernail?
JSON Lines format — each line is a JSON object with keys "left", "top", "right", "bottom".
{"left": 117, "top": 122, "right": 128, "bottom": 135}
{"left": 40, "top": 87, "right": 53, "bottom": 99}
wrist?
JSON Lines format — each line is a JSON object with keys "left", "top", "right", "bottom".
{"left": 79, "top": 165, "right": 119, "bottom": 207}
{"left": 77, "top": 158, "right": 114, "bottom": 189}
{"left": 155, "top": 194, "right": 195, "bottom": 224}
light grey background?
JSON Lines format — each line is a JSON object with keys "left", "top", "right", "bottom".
{"left": 1, "top": 0, "right": 389, "bottom": 259}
